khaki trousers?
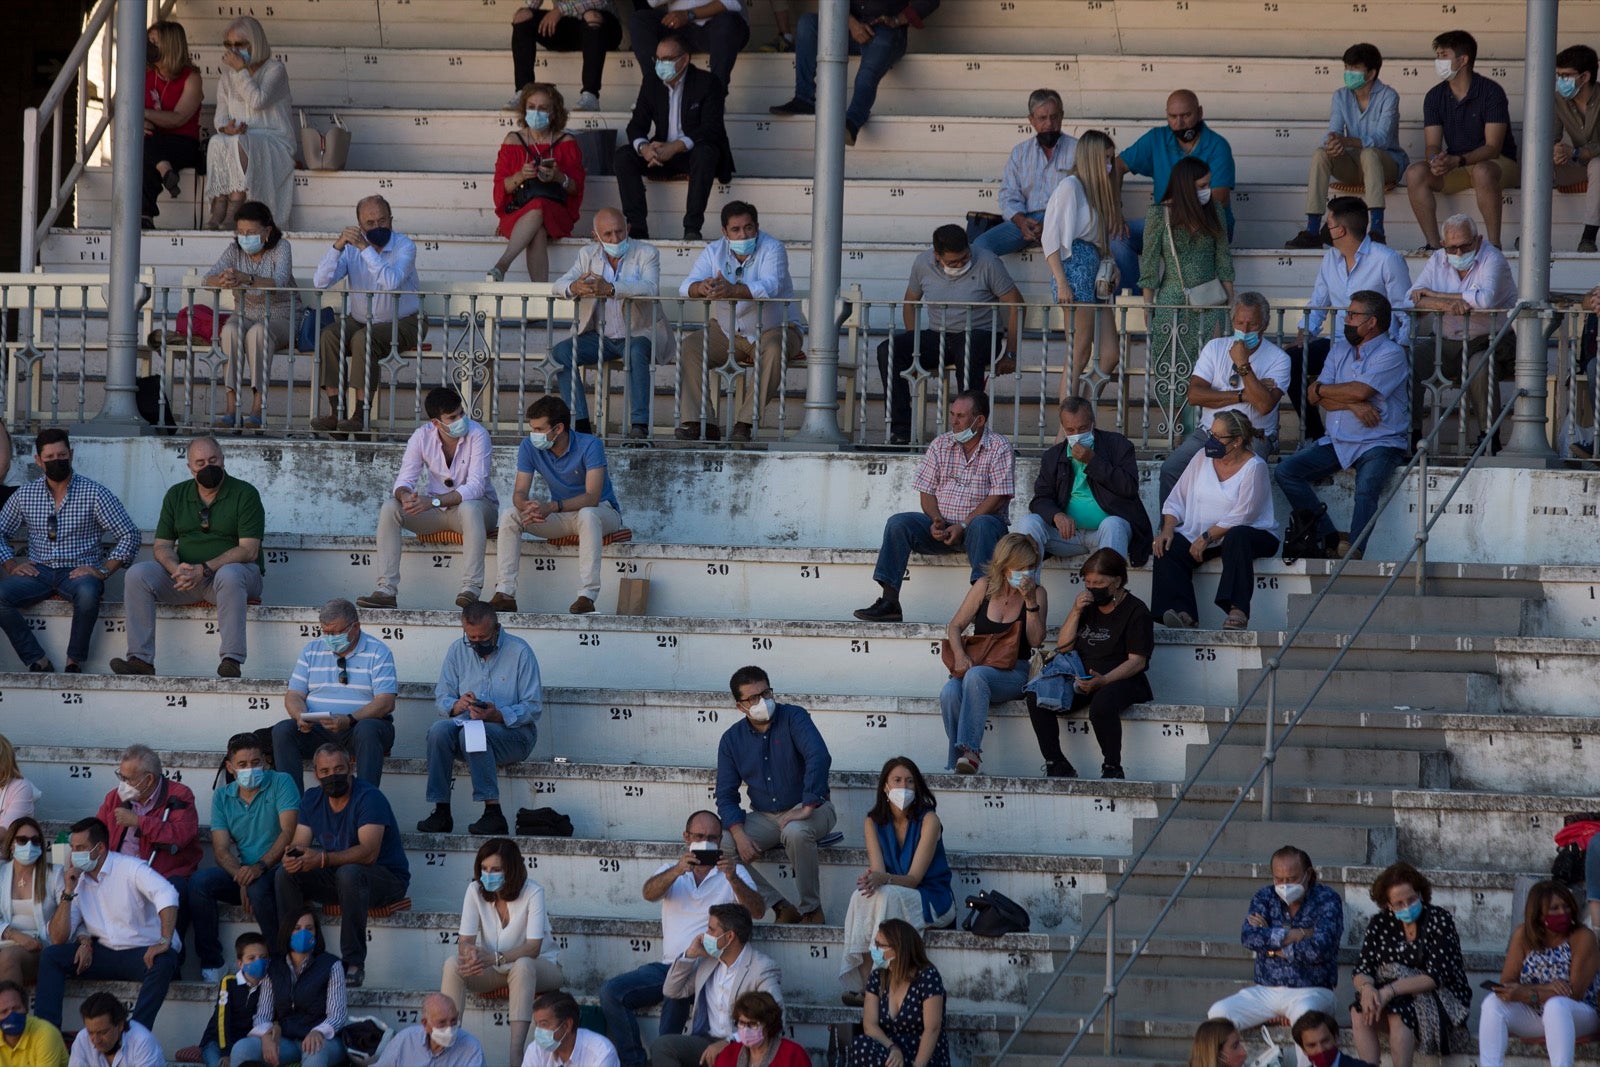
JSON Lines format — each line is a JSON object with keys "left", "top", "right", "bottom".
{"left": 317, "top": 313, "right": 422, "bottom": 397}
{"left": 441, "top": 954, "right": 564, "bottom": 1023}
{"left": 1305, "top": 146, "right": 1400, "bottom": 212}
{"left": 497, "top": 501, "right": 622, "bottom": 602}
{"left": 678, "top": 321, "right": 805, "bottom": 426}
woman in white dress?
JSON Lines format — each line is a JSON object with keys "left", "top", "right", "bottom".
{"left": 205, "top": 16, "right": 295, "bottom": 230}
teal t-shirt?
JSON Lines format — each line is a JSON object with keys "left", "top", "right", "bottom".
{"left": 1065, "top": 463, "right": 1110, "bottom": 530}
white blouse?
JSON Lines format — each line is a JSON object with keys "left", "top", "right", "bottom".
{"left": 0, "top": 860, "right": 63, "bottom": 941}
{"left": 1162, "top": 453, "right": 1277, "bottom": 542}
{"left": 1041, "top": 176, "right": 1102, "bottom": 257}
{"left": 458, "top": 879, "right": 559, "bottom": 964}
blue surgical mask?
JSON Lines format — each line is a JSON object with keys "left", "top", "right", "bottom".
{"left": 655, "top": 58, "right": 681, "bottom": 83}
{"left": 1395, "top": 901, "right": 1423, "bottom": 924}
{"left": 528, "top": 431, "right": 553, "bottom": 451}
{"left": 234, "top": 766, "right": 264, "bottom": 790}
{"left": 1066, "top": 431, "right": 1094, "bottom": 449}
{"left": 951, "top": 426, "right": 977, "bottom": 444}
{"left": 870, "top": 946, "right": 890, "bottom": 970}
{"left": 241, "top": 957, "right": 269, "bottom": 981}
{"left": 1232, "top": 330, "right": 1260, "bottom": 348}
{"left": 1558, "top": 76, "right": 1580, "bottom": 99}
{"left": 601, "top": 239, "right": 630, "bottom": 258}
{"left": 701, "top": 932, "right": 723, "bottom": 957}
{"left": 526, "top": 109, "right": 550, "bottom": 131}
{"left": 1343, "top": 70, "right": 1367, "bottom": 90}
{"left": 70, "top": 848, "right": 97, "bottom": 873}
{"left": 728, "top": 235, "right": 758, "bottom": 256}
{"left": 1202, "top": 433, "right": 1228, "bottom": 459}
{"left": 1447, "top": 249, "right": 1477, "bottom": 272}
{"left": 237, "top": 233, "right": 264, "bottom": 255}
{"left": 322, "top": 631, "right": 351, "bottom": 655}
{"left": 290, "top": 928, "right": 316, "bottom": 954}
{"left": 1007, "top": 570, "right": 1034, "bottom": 590}
{"left": 11, "top": 842, "right": 41, "bottom": 866}
{"left": 444, "top": 416, "right": 468, "bottom": 439}
{"left": 233, "top": 48, "right": 252, "bottom": 65}
{"left": 533, "top": 1027, "right": 562, "bottom": 1052}
{"left": 479, "top": 871, "right": 506, "bottom": 893}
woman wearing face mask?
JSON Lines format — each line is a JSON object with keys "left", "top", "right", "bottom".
{"left": 1479, "top": 880, "right": 1600, "bottom": 1067}
{"left": 230, "top": 908, "right": 348, "bottom": 1066}
{"left": 847, "top": 920, "right": 949, "bottom": 1067}
{"left": 1151, "top": 409, "right": 1278, "bottom": 631}
{"left": 714, "top": 991, "right": 808, "bottom": 1067}
{"left": 143, "top": 21, "right": 203, "bottom": 230}
{"left": 838, "top": 758, "right": 954, "bottom": 1002}
{"left": 442, "top": 837, "right": 563, "bottom": 1065}
{"left": 1187, "top": 1018, "right": 1248, "bottom": 1067}
{"left": 939, "top": 533, "right": 1047, "bottom": 776}
{"left": 0, "top": 817, "right": 62, "bottom": 987}
{"left": 491, "top": 83, "right": 586, "bottom": 282}
{"left": 1042, "top": 129, "right": 1123, "bottom": 402}
{"left": 203, "top": 200, "right": 294, "bottom": 428}
{"left": 0, "top": 734, "right": 37, "bottom": 833}
{"left": 204, "top": 16, "right": 295, "bottom": 230}
{"left": 1140, "top": 155, "right": 1235, "bottom": 426}
{"left": 1349, "top": 863, "right": 1471, "bottom": 1067}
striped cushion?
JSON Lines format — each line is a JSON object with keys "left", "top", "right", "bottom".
{"left": 176, "top": 1047, "right": 205, "bottom": 1063}
{"left": 417, "top": 530, "right": 464, "bottom": 545}
{"left": 546, "top": 528, "right": 632, "bottom": 548}
{"left": 321, "top": 896, "right": 411, "bottom": 918}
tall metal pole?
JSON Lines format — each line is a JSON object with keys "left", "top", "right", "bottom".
{"left": 96, "top": 0, "right": 150, "bottom": 433}
{"left": 792, "top": 3, "right": 847, "bottom": 445}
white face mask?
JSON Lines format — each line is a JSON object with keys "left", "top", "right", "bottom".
{"left": 430, "top": 1026, "right": 458, "bottom": 1049}
{"left": 1196, "top": 186, "right": 1213, "bottom": 205}
{"left": 941, "top": 259, "right": 972, "bottom": 278}
{"left": 1435, "top": 56, "right": 1457, "bottom": 80}
{"left": 116, "top": 778, "right": 143, "bottom": 803}
{"left": 1275, "top": 882, "right": 1306, "bottom": 905}
{"left": 744, "top": 697, "right": 774, "bottom": 723}
{"left": 887, "top": 787, "right": 915, "bottom": 811}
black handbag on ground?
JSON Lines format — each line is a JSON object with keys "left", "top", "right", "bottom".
{"left": 516, "top": 806, "right": 574, "bottom": 836}
{"left": 1282, "top": 504, "right": 1334, "bottom": 560}
{"left": 961, "top": 889, "right": 1031, "bottom": 937}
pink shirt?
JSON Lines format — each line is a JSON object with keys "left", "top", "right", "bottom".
{"left": 912, "top": 429, "right": 1016, "bottom": 524}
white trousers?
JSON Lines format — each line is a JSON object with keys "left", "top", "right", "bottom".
{"left": 1478, "top": 993, "right": 1600, "bottom": 1067}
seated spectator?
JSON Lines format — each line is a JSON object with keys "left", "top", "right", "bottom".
{"left": 939, "top": 533, "right": 1045, "bottom": 775}
{"left": 1026, "top": 548, "right": 1151, "bottom": 780}
{"left": 272, "top": 598, "right": 399, "bottom": 791}
{"left": 1404, "top": 29, "right": 1519, "bottom": 251}
{"left": 442, "top": 838, "right": 563, "bottom": 1066}
{"left": 1187, "top": 1018, "right": 1247, "bottom": 1067}
{"left": 491, "top": 395, "right": 624, "bottom": 616}
{"left": 839, "top": 759, "right": 953, "bottom": 998}
{"left": 69, "top": 992, "right": 164, "bottom": 1067}
{"left": 420, "top": 603, "right": 542, "bottom": 836}
{"left": 715, "top": 991, "right": 805, "bottom": 1067}
{"left": 491, "top": 83, "right": 585, "bottom": 283}
{"left": 113, "top": 435, "right": 266, "bottom": 678}
{"left": 846, "top": 919, "right": 949, "bottom": 1067}
{"left": 274, "top": 745, "right": 411, "bottom": 988}
{"left": 1140, "top": 156, "right": 1235, "bottom": 397}
{"left": 0, "top": 428, "right": 139, "bottom": 673}
{"left": 676, "top": 201, "right": 806, "bottom": 442}
{"left": 757, "top": 0, "right": 796, "bottom": 53}
{"left": 93, "top": 744, "right": 201, "bottom": 938}
{"left": 1286, "top": 43, "right": 1407, "bottom": 249}
{"left": 189, "top": 732, "right": 299, "bottom": 985}
{"left": 972, "top": 89, "right": 1078, "bottom": 257}
{"left": 309, "top": 194, "right": 423, "bottom": 433}
{"left": 0, "top": 735, "right": 36, "bottom": 831}
{"left": 550, "top": 207, "right": 674, "bottom": 439}
{"left": 1043, "top": 129, "right": 1120, "bottom": 398}
{"left": 1479, "top": 880, "right": 1600, "bottom": 1067}
{"left": 202, "top": 202, "right": 294, "bottom": 427}
{"left": 525, "top": 991, "right": 617, "bottom": 1067}
{"left": 1159, "top": 293, "right": 1288, "bottom": 504}
{"left": 204, "top": 16, "right": 295, "bottom": 230}
{"left": 768, "top": 0, "right": 938, "bottom": 145}
{"left": 357, "top": 386, "right": 498, "bottom": 611}
{"left": 0, "top": 817, "right": 61, "bottom": 987}
{"left": 1293, "top": 1010, "right": 1377, "bottom": 1067}
{"left": 1153, "top": 411, "right": 1279, "bottom": 630}
{"left": 1016, "top": 398, "right": 1148, "bottom": 566}
{"left": 373, "top": 992, "right": 486, "bottom": 1067}
{"left": 230, "top": 908, "right": 348, "bottom": 1066}
{"left": 1286, "top": 196, "right": 1412, "bottom": 443}
{"left": 630, "top": 1, "right": 748, "bottom": 90}
{"left": 615, "top": 35, "right": 734, "bottom": 242}
{"left": 1349, "top": 863, "right": 1471, "bottom": 1067}
{"left": 195, "top": 931, "right": 269, "bottom": 1067}
{"left": 1206, "top": 846, "right": 1344, "bottom": 1035}
{"left": 599, "top": 810, "right": 764, "bottom": 1067}
{"left": 1555, "top": 45, "right": 1600, "bottom": 253}
{"left": 876, "top": 229, "right": 1023, "bottom": 445}
{"left": 718, "top": 666, "right": 834, "bottom": 924}
{"left": 652, "top": 903, "right": 781, "bottom": 1067}
{"left": 1111, "top": 89, "right": 1237, "bottom": 291}
{"left": 35, "top": 817, "right": 179, "bottom": 1031}
{"left": 510, "top": 2, "right": 624, "bottom": 112}
{"left": 0, "top": 977, "right": 66, "bottom": 1066}
{"left": 1275, "top": 291, "right": 1410, "bottom": 560}
{"left": 855, "top": 390, "right": 1014, "bottom": 621}
{"left": 1408, "top": 213, "right": 1517, "bottom": 450}
{"left": 142, "top": 21, "right": 202, "bottom": 231}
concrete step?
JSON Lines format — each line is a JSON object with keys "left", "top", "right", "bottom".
{"left": 1184, "top": 742, "right": 1444, "bottom": 789}
{"left": 1130, "top": 816, "right": 1396, "bottom": 867}
{"left": 1236, "top": 666, "right": 1500, "bottom": 713}
{"left": 1286, "top": 591, "right": 1544, "bottom": 637}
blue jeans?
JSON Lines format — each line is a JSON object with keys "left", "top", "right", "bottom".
{"left": 1109, "top": 216, "right": 1145, "bottom": 299}
{"left": 940, "top": 662, "right": 1030, "bottom": 769}
{"left": 271, "top": 716, "right": 396, "bottom": 791}
{"left": 794, "top": 14, "right": 907, "bottom": 129}
{"left": 0, "top": 564, "right": 106, "bottom": 665}
{"left": 872, "top": 512, "right": 1008, "bottom": 588}
{"left": 1014, "top": 513, "right": 1133, "bottom": 562}
{"left": 188, "top": 863, "right": 280, "bottom": 969}
{"left": 600, "top": 961, "right": 691, "bottom": 1067}
{"left": 972, "top": 211, "right": 1045, "bottom": 256}
{"left": 229, "top": 1034, "right": 347, "bottom": 1067}
{"left": 424, "top": 718, "right": 537, "bottom": 803}
{"left": 1274, "top": 442, "right": 1407, "bottom": 553}
{"left": 551, "top": 333, "right": 654, "bottom": 428}
{"left": 34, "top": 941, "right": 178, "bottom": 1029}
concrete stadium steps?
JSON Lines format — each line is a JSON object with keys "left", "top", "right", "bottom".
{"left": 1182, "top": 742, "right": 1444, "bottom": 789}
{"left": 1130, "top": 815, "right": 1394, "bottom": 868}
{"left": 1285, "top": 590, "right": 1546, "bottom": 635}
{"left": 1234, "top": 664, "right": 1499, "bottom": 712}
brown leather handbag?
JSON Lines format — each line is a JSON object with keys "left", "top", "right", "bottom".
{"left": 940, "top": 619, "right": 1024, "bottom": 679}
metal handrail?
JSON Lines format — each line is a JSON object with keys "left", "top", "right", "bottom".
{"left": 993, "top": 301, "right": 1537, "bottom": 1063}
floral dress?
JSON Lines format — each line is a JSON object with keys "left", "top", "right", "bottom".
{"left": 1138, "top": 203, "right": 1234, "bottom": 436}
{"left": 1352, "top": 903, "right": 1472, "bottom": 1054}
{"left": 1520, "top": 940, "right": 1600, "bottom": 1008}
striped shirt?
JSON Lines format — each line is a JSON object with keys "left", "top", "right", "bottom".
{"left": 0, "top": 475, "right": 139, "bottom": 570}
{"left": 998, "top": 135, "right": 1079, "bottom": 219}
{"left": 912, "top": 429, "right": 1016, "bottom": 524}
{"left": 287, "top": 631, "right": 398, "bottom": 718}
{"left": 250, "top": 954, "right": 348, "bottom": 1041}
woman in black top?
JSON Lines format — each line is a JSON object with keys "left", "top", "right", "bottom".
{"left": 1027, "top": 547, "right": 1153, "bottom": 780}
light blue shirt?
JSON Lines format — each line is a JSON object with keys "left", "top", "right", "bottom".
{"left": 679, "top": 232, "right": 803, "bottom": 341}
{"left": 998, "top": 134, "right": 1079, "bottom": 219}
{"left": 434, "top": 629, "right": 543, "bottom": 729}
{"left": 287, "top": 630, "right": 399, "bottom": 718}
{"left": 1301, "top": 236, "right": 1413, "bottom": 345}
{"left": 312, "top": 231, "right": 422, "bottom": 324}
{"left": 1318, "top": 334, "right": 1411, "bottom": 466}
{"left": 1327, "top": 79, "right": 1408, "bottom": 171}
{"left": 370, "top": 1024, "right": 486, "bottom": 1067}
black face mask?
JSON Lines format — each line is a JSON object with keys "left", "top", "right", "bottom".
{"left": 146, "top": 42, "right": 160, "bottom": 65}
{"left": 1036, "top": 129, "right": 1063, "bottom": 150}
{"left": 1089, "top": 587, "right": 1114, "bottom": 606}
{"left": 1343, "top": 323, "right": 1365, "bottom": 347}
{"left": 469, "top": 627, "right": 499, "bottom": 658}
{"left": 196, "top": 465, "right": 224, "bottom": 489}
{"left": 320, "top": 773, "right": 352, "bottom": 798}
{"left": 1175, "top": 124, "right": 1201, "bottom": 144}
{"left": 43, "top": 459, "right": 71, "bottom": 483}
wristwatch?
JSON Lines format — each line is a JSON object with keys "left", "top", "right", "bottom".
{"left": 430, "top": 496, "right": 443, "bottom": 509}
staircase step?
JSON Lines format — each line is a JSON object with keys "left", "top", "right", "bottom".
{"left": 1184, "top": 742, "right": 1443, "bottom": 789}
{"left": 1236, "top": 667, "right": 1499, "bottom": 713}
{"left": 1130, "top": 817, "right": 1396, "bottom": 867}
{"left": 1286, "top": 591, "right": 1542, "bottom": 636}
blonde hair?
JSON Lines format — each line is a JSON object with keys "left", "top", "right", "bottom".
{"left": 1188, "top": 1019, "right": 1240, "bottom": 1067}
{"left": 982, "top": 533, "right": 1041, "bottom": 600}
{"left": 0, "top": 734, "right": 16, "bottom": 786}
{"left": 1211, "top": 408, "right": 1257, "bottom": 448}
{"left": 223, "top": 16, "right": 272, "bottom": 64}
{"left": 516, "top": 83, "right": 569, "bottom": 135}
{"left": 1069, "top": 130, "right": 1119, "bottom": 255}
{"left": 148, "top": 21, "right": 193, "bottom": 79}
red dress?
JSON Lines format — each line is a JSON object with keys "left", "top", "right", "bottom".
{"left": 145, "top": 67, "right": 201, "bottom": 141}
{"left": 713, "top": 1039, "right": 812, "bottom": 1067}
{"left": 492, "top": 132, "right": 586, "bottom": 240}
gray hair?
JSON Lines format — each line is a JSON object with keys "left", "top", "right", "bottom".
{"left": 120, "top": 743, "right": 162, "bottom": 778}
{"left": 1232, "top": 291, "right": 1271, "bottom": 326}
{"left": 1027, "top": 88, "right": 1064, "bottom": 115}
{"left": 1441, "top": 213, "right": 1477, "bottom": 238}
{"left": 312, "top": 743, "right": 349, "bottom": 766}
{"left": 462, "top": 600, "right": 497, "bottom": 627}
{"left": 187, "top": 435, "right": 223, "bottom": 460}
{"left": 356, "top": 194, "right": 393, "bottom": 220}
{"left": 1059, "top": 396, "right": 1095, "bottom": 422}
{"left": 319, "top": 598, "right": 359, "bottom": 628}
{"left": 223, "top": 16, "right": 272, "bottom": 64}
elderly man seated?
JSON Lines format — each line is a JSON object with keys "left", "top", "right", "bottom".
{"left": 972, "top": 89, "right": 1078, "bottom": 257}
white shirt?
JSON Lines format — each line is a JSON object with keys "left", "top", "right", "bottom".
{"left": 633, "top": 74, "right": 695, "bottom": 153}
{"left": 1040, "top": 176, "right": 1101, "bottom": 257}
{"left": 312, "top": 231, "right": 422, "bottom": 324}
{"left": 705, "top": 957, "right": 740, "bottom": 1039}
{"left": 648, "top": 0, "right": 744, "bottom": 25}
{"left": 679, "top": 233, "right": 805, "bottom": 343}
{"left": 392, "top": 420, "right": 499, "bottom": 506}
{"left": 655, "top": 861, "right": 753, "bottom": 962}
{"left": 520, "top": 1029, "right": 620, "bottom": 1067}
{"left": 68, "top": 1021, "right": 164, "bottom": 1067}
{"left": 1410, "top": 242, "right": 1517, "bottom": 340}
{"left": 0, "top": 859, "right": 62, "bottom": 940}
{"left": 67, "top": 851, "right": 180, "bottom": 952}
{"left": 458, "top": 880, "right": 560, "bottom": 964}
{"left": 1190, "top": 336, "right": 1292, "bottom": 437}
{"left": 1162, "top": 453, "right": 1276, "bottom": 542}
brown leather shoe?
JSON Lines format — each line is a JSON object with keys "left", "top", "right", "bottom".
{"left": 771, "top": 902, "right": 803, "bottom": 924}
{"left": 674, "top": 422, "right": 722, "bottom": 441}
{"left": 730, "top": 422, "right": 753, "bottom": 442}
{"left": 309, "top": 413, "right": 340, "bottom": 432}
{"left": 569, "top": 596, "right": 596, "bottom": 614}
{"left": 455, "top": 590, "right": 479, "bottom": 609}
{"left": 487, "top": 593, "right": 518, "bottom": 612}
{"left": 800, "top": 908, "right": 825, "bottom": 925}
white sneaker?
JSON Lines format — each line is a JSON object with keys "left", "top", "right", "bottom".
{"left": 573, "top": 91, "right": 600, "bottom": 111}
{"left": 201, "top": 967, "right": 225, "bottom": 985}
{"left": 504, "top": 92, "right": 525, "bottom": 110}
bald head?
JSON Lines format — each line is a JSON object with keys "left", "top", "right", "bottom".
{"left": 1166, "top": 90, "right": 1202, "bottom": 138}
{"left": 422, "top": 993, "right": 456, "bottom": 1027}
{"left": 594, "top": 208, "right": 628, "bottom": 247}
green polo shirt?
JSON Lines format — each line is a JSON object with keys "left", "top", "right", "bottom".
{"left": 1064, "top": 462, "right": 1111, "bottom": 531}
{"left": 210, "top": 769, "right": 300, "bottom": 864}
{"left": 155, "top": 475, "right": 267, "bottom": 573}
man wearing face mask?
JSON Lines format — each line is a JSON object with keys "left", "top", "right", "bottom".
{"left": 652, "top": 904, "right": 781, "bottom": 1067}
{"left": 112, "top": 435, "right": 265, "bottom": 679}
{"left": 356, "top": 386, "right": 498, "bottom": 611}
{"left": 0, "top": 978, "right": 67, "bottom": 1066}
{"left": 91, "top": 744, "right": 201, "bottom": 953}
{"left": 973, "top": 89, "right": 1079, "bottom": 257}
{"left": 0, "top": 427, "right": 139, "bottom": 674}
{"left": 1554, "top": 45, "right": 1600, "bottom": 253}
{"left": 373, "top": 992, "right": 486, "bottom": 1067}
{"left": 275, "top": 744, "right": 410, "bottom": 989}
{"left": 272, "top": 598, "right": 399, "bottom": 791}
{"left": 1206, "top": 847, "right": 1344, "bottom": 1051}
{"left": 1292, "top": 1011, "right": 1377, "bottom": 1067}
{"left": 419, "top": 601, "right": 543, "bottom": 837}
{"left": 1018, "top": 397, "right": 1149, "bottom": 566}
{"left": 310, "top": 193, "right": 424, "bottom": 432}
{"left": 524, "top": 991, "right": 617, "bottom": 1067}
{"left": 34, "top": 818, "right": 180, "bottom": 1031}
